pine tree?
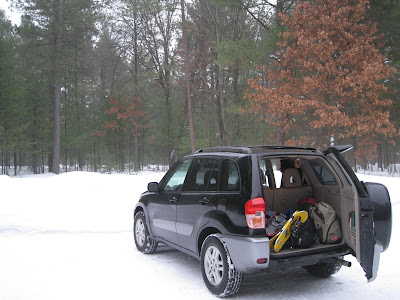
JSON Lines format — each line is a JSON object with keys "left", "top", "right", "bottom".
{"left": 0, "top": 11, "right": 28, "bottom": 175}
{"left": 13, "top": 0, "right": 98, "bottom": 173}
{"left": 246, "top": 0, "right": 396, "bottom": 162}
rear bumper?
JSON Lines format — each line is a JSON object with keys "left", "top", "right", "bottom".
{"left": 222, "top": 234, "right": 270, "bottom": 273}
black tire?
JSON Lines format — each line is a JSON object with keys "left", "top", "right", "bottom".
{"left": 303, "top": 258, "right": 342, "bottom": 278}
{"left": 134, "top": 211, "right": 158, "bottom": 254}
{"left": 200, "top": 234, "right": 243, "bottom": 297}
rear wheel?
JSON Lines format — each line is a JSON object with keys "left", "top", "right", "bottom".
{"left": 134, "top": 211, "right": 158, "bottom": 254}
{"left": 303, "top": 258, "right": 342, "bottom": 277}
{"left": 200, "top": 234, "right": 243, "bottom": 297}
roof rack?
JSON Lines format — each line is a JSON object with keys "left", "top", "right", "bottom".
{"left": 194, "top": 145, "right": 318, "bottom": 154}
{"left": 195, "top": 146, "right": 253, "bottom": 154}
{"left": 248, "top": 145, "right": 318, "bottom": 153}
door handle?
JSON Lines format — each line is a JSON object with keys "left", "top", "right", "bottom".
{"left": 169, "top": 196, "right": 177, "bottom": 203}
{"left": 199, "top": 197, "right": 210, "bottom": 205}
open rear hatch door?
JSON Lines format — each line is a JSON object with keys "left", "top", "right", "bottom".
{"left": 325, "top": 146, "right": 383, "bottom": 282}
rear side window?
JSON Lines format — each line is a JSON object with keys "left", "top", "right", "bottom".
{"left": 186, "top": 158, "right": 219, "bottom": 192}
{"left": 220, "top": 159, "right": 240, "bottom": 192}
{"left": 309, "top": 160, "right": 336, "bottom": 185}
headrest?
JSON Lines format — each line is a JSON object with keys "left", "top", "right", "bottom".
{"left": 281, "top": 168, "right": 301, "bottom": 188}
{"left": 204, "top": 170, "right": 218, "bottom": 185}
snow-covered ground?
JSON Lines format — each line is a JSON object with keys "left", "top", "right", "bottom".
{"left": 0, "top": 171, "right": 399, "bottom": 299}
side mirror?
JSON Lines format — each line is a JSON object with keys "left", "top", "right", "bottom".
{"left": 148, "top": 182, "right": 159, "bottom": 192}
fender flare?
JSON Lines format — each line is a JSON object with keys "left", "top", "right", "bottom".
{"left": 134, "top": 203, "right": 155, "bottom": 238}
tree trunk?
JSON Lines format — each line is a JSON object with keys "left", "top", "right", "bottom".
{"left": 13, "top": 151, "right": 17, "bottom": 176}
{"left": 273, "top": 0, "right": 287, "bottom": 146}
{"left": 64, "top": 72, "right": 68, "bottom": 172}
{"left": 74, "top": 45, "right": 83, "bottom": 171}
{"left": 52, "top": 0, "right": 64, "bottom": 174}
{"left": 377, "top": 143, "right": 383, "bottom": 171}
{"left": 216, "top": 64, "right": 227, "bottom": 146}
{"left": 214, "top": 7, "right": 227, "bottom": 146}
{"left": 276, "top": 0, "right": 284, "bottom": 27}
{"left": 134, "top": 127, "right": 139, "bottom": 171}
{"left": 275, "top": 122, "right": 285, "bottom": 145}
{"left": 133, "top": 8, "right": 140, "bottom": 172}
{"left": 181, "top": 0, "right": 196, "bottom": 153}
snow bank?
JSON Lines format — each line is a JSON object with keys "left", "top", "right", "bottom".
{"left": 0, "top": 171, "right": 165, "bottom": 234}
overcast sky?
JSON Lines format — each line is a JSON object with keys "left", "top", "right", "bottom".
{"left": 0, "top": 0, "right": 22, "bottom": 25}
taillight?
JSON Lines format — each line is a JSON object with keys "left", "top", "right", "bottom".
{"left": 245, "top": 197, "right": 266, "bottom": 229}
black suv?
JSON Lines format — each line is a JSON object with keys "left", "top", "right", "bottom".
{"left": 133, "top": 146, "right": 391, "bottom": 297}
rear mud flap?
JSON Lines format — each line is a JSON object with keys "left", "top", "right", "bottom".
{"left": 369, "top": 243, "right": 383, "bottom": 282}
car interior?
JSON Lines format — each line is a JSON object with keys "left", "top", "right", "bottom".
{"left": 259, "top": 155, "right": 352, "bottom": 255}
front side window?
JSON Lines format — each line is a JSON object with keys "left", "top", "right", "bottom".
{"left": 186, "top": 158, "right": 219, "bottom": 192}
{"left": 162, "top": 159, "right": 193, "bottom": 192}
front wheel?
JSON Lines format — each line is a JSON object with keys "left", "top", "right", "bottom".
{"left": 134, "top": 211, "right": 158, "bottom": 254}
{"left": 200, "top": 234, "right": 243, "bottom": 297}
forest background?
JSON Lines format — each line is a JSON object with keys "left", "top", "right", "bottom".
{"left": 0, "top": 0, "right": 399, "bottom": 175}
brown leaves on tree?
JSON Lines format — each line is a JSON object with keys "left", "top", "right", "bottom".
{"left": 94, "top": 92, "right": 153, "bottom": 136}
{"left": 245, "top": 0, "right": 396, "bottom": 161}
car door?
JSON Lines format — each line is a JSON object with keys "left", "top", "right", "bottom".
{"left": 176, "top": 157, "right": 218, "bottom": 252}
{"left": 148, "top": 158, "right": 193, "bottom": 245}
{"left": 324, "top": 146, "right": 379, "bottom": 281}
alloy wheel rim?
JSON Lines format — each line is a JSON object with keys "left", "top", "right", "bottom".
{"left": 135, "top": 219, "right": 146, "bottom": 247}
{"left": 204, "top": 245, "right": 224, "bottom": 286}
